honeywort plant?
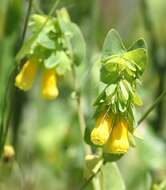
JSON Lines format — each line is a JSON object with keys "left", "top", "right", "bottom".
{"left": 1, "top": 2, "right": 166, "bottom": 190}
{"left": 82, "top": 30, "right": 148, "bottom": 188}
{"left": 15, "top": 8, "right": 85, "bottom": 100}
{"left": 86, "top": 29, "right": 147, "bottom": 156}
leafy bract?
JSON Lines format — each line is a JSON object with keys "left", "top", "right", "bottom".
{"left": 16, "top": 8, "right": 86, "bottom": 76}
{"left": 101, "top": 29, "right": 126, "bottom": 60}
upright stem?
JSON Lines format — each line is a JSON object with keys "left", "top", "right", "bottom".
{"left": 20, "top": 0, "right": 33, "bottom": 45}
{"left": 71, "top": 65, "right": 92, "bottom": 155}
{"left": 11, "top": 0, "right": 34, "bottom": 148}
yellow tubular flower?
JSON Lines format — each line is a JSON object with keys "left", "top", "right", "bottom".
{"left": 105, "top": 119, "right": 129, "bottom": 154}
{"left": 90, "top": 114, "right": 112, "bottom": 146}
{"left": 15, "top": 59, "right": 37, "bottom": 91}
{"left": 41, "top": 69, "right": 59, "bottom": 100}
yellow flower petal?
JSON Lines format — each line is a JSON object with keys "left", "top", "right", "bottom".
{"left": 90, "top": 114, "right": 112, "bottom": 146}
{"left": 41, "top": 69, "right": 59, "bottom": 100}
{"left": 15, "top": 59, "right": 37, "bottom": 91}
{"left": 105, "top": 119, "right": 129, "bottom": 154}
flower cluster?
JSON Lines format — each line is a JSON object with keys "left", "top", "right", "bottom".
{"left": 91, "top": 113, "right": 129, "bottom": 154}
{"left": 15, "top": 8, "right": 85, "bottom": 100}
{"left": 15, "top": 58, "right": 59, "bottom": 100}
{"left": 86, "top": 29, "right": 147, "bottom": 159}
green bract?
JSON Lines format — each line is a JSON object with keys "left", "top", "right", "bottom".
{"left": 16, "top": 8, "right": 86, "bottom": 76}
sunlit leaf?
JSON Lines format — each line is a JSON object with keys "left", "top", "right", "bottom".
{"left": 123, "top": 48, "right": 147, "bottom": 75}
{"left": 119, "top": 80, "right": 129, "bottom": 101}
{"left": 128, "top": 38, "right": 147, "bottom": 51}
{"left": 37, "top": 32, "right": 55, "bottom": 49}
{"left": 101, "top": 29, "right": 126, "bottom": 60}
{"left": 106, "top": 84, "right": 116, "bottom": 97}
{"left": 58, "top": 19, "right": 86, "bottom": 65}
{"left": 132, "top": 92, "right": 143, "bottom": 106}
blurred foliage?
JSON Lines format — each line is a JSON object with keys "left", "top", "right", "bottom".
{"left": 0, "top": 0, "right": 165, "bottom": 190}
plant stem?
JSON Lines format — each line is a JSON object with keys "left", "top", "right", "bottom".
{"left": 79, "top": 160, "right": 106, "bottom": 190}
{"left": 71, "top": 65, "right": 92, "bottom": 155}
{"left": 79, "top": 171, "right": 100, "bottom": 190}
{"left": 20, "top": 0, "right": 33, "bottom": 46}
{"left": 138, "top": 89, "right": 166, "bottom": 125}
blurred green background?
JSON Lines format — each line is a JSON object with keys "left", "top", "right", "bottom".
{"left": 0, "top": 0, "right": 166, "bottom": 189}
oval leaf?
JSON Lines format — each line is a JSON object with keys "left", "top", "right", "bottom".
{"left": 101, "top": 29, "right": 126, "bottom": 60}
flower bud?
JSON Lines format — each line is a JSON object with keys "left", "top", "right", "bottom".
{"left": 105, "top": 119, "right": 129, "bottom": 154}
{"left": 15, "top": 58, "right": 37, "bottom": 91}
{"left": 90, "top": 114, "right": 112, "bottom": 146}
{"left": 41, "top": 69, "right": 59, "bottom": 100}
{"left": 3, "top": 145, "right": 15, "bottom": 162}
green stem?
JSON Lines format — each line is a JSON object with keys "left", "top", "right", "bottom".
{"left": 20, "top": 0, "right": 33, "bottom": 45}
{"left": 35, "top": 0, "right": 60, "bottom": 36}
{"left": 71, "top": 65, "right": 92, "bottom": 155}
{"left": 0, "top": 66, "right": 17, "bottom": 156}
{"left": 79, "top": 161, "right": 107, "bottom": 190}
{"left": 138, "top": 89, "right": 166, "bottom": 125}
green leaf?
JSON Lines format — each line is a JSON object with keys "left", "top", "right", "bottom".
{"left": 44, "top": 51, "right": 71, "bottom": 75}
{"left": 106, "top": 84, "right": 116, "bottom": 97}
{"left": 36, "top": 32, "right": 55, "bottom": 49}
{"left": 100, "top": 64, "right": 118, "bottom": 84}
{"left": 98, "top": 163, "right": 126, "bottom": 190}
{"left": 123, "top": 48, "right": 147, "bottom": 75}
{"left": 16, "top": 34, "right": 37, "bottom": 62}
{"left": 119, "top": 81, "right": 129, "bottom": 101}
{"left": 84, "top": 155, "right": 103, "bottom": 179}
{"left": 124, "top": 59, "right": 136, "bottom": 71}
{"left": 56, "top": 7, "right": 71, "bottom": 23}
{"left": 29, "top": 14, "right": 56, "bottom": 34}
{"left": 93, "top": 88, "right": 107, "bottom": 106}
{"left": 126, "top": 105, "right": 135, "bottom": 132}
{"left": 128, "top": 38, "right": 147, "bottom": 51}
{"left": 100, "top": 67, "right": 118, "bottom": 84}
{"left": 132, "top": 92, "right": 143, "bottom": 106}
{"left": 118, "top": 100, "right": 127, "bottom": 112}
{"left": 128, "top": 132, "right": 136, "bottom": 147}
{"left": 56, "top": 61, "right": 71, "bottom": 75}
{"left": 123, "top": 80, "right": 133, "bottom": 94}
{"left": 58, "top": 19, "right": 86, "bottom": 65}
{"left": 101, "top": 29, "right": 126, "bottom": 60}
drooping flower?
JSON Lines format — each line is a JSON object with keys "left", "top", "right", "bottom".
{"left": 15, "top": 58, "right": 37, "bottom": 91}
{"left": 41, "top": 69, "right": 59, "bottom": 100}
{"left": 105, "top": 119, "right": 129, "bottom": 154}
{"left": 90, "top": 114, "right": 113, "bottom": 146}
